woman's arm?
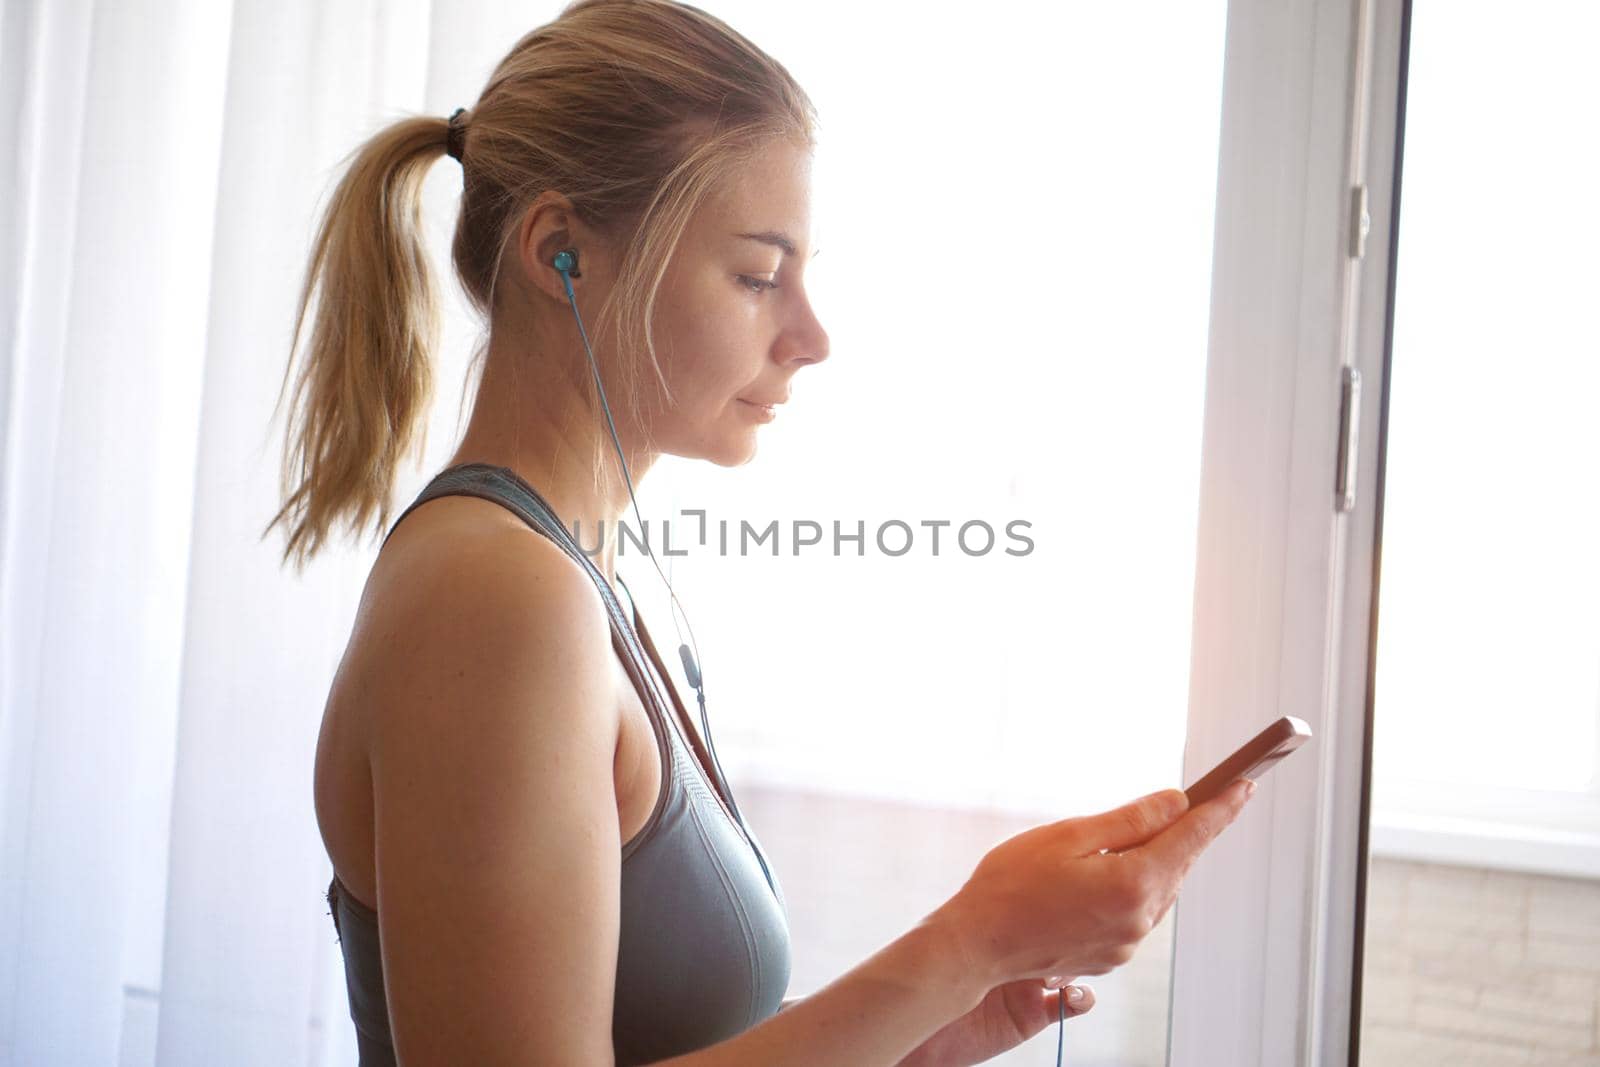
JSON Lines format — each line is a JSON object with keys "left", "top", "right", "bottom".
{"left": 644, "top": 906, "right": 986, "bottom": 1067}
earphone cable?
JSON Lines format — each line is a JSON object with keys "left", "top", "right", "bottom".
{"left": 557, "top": 267, "right": 706, "bottom": 697}
{"left": 1057, "top": 982, "right": 1066, "bottom": 1067}
{"left": 559, "top": 264, "right": 765, "bottom": 877}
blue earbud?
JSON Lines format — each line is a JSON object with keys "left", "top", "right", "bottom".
{"left": 552, "top": 247, "right": 580, "bottom": 277}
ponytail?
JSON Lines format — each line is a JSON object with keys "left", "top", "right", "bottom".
{"left": 262, "top": 114, "right": 452, "bottom": 574}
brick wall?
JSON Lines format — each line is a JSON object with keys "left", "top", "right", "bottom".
{"left": 1360, "top": 857, "right": 1600, "bottom": 1067}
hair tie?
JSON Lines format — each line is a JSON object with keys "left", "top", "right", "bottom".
{"left": 445, "top": 107, "right": 468, "bottom": 162}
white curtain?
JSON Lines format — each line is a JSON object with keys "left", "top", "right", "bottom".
{"left": 0, "top": 2, "right": 576, "bottom": 1063}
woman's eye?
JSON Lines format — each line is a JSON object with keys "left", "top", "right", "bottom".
{"left": 737, "top": 275, "right": 779, "bottom": 294}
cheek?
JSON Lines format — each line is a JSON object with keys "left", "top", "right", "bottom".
{"left": 649, "top": 268, "right": 763, "bottom": 417}
{"left": 660, "top": 316, "right": 753, "bottom": 401}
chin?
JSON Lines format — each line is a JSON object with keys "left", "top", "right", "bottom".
{"left": 684, "top": 423, "right": 760, "bottom": 467}
{"left": 706, "top": 437, "right": 760, "bottom": 467}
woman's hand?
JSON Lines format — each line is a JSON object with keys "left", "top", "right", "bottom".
{"left": 932, "top": 781, "right": 1255, "bottom": 989}
{"left": 895, "top": 976, "right": 1094, "bottom": 1067}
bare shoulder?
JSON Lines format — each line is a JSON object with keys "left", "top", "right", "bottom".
{"left": 353, "top": 494, "right": 629, "bottom": 1064}
{"left": 355, "top": 493, "right": 618, "bottom": 744}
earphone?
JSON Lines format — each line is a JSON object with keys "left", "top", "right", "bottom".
{"left": 556, "top": 247, "right": 1072, "bottom": 1062}
{"left": 552, "top": 247, "right": 777, "bottom": 900}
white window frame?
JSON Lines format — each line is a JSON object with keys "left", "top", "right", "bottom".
{"left": 1166, "top": 0, "right": 1400, "bottom": 1064}
{"left": 1368, "top": 786, "right": 1600, "bottom": 881}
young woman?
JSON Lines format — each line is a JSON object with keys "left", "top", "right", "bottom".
{"left": 267, "top": 1, "right": 1255, "bottom": 1064}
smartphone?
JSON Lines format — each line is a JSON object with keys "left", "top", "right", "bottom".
{"left": 1183, "top": 715, "right": 1312, "bottom": 807}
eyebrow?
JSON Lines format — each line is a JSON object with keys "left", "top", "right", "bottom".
{"left": 735, "top": 230, "right": 822, "bottom": 259}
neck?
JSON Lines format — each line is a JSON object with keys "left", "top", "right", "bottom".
{"left": 446, "top": 348, "right": 657, "bottom": 587}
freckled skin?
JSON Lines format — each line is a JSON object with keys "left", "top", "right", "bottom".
{"left": 643, "top": 141, "right": 831, "bottom": 467}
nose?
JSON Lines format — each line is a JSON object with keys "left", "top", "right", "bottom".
{"left": 784, "top": 297, "right": 830, "bottom": 368}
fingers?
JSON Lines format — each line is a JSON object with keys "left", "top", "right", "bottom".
{"left": 1055, "top": 983, "right": 1094, "bottom": 1017}
{"left": 1066, "top": 788, "right": 1190, "bottom": 855}
{"left": 1039, "top": 977, "right": 1096, "bottom": 1018}
{"left": 1137, "top": 778, "right": 1254, "bottom": 875}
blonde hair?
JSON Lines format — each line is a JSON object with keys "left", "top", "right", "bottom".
{"left": 263, "top": 0, "right": 817, "bottom": 573}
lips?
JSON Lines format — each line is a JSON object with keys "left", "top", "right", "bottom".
{"left": 738, "top": 398, "right": 779, "bottom": 421}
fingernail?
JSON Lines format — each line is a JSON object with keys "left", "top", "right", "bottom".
{"left": 1045, "top": 975, "right": 1068, "bottom": 989}
{"left": 1244, "top": 779, "right": 1258, "bottom": 798}
{"left": 1067, "top": 986, "right": 1086, "bottom": 1003}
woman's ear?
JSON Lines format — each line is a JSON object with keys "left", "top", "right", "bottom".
{"left": 514, "top": 192, "right": 590, "bottom": 304}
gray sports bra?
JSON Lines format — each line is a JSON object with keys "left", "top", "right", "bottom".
{"left": 324, "top": 462, "right": 791, "bottom": 1066}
